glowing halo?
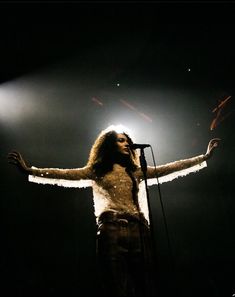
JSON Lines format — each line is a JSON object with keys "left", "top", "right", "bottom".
{"left": 101, "top": 124, "right": 133, "bottom": 138}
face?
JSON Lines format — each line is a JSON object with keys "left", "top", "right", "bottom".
{"left": 116, "top": 133, "right": 130, "bottom": 155}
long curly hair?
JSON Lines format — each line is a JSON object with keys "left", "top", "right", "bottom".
{"left": 87, "top": 126, "right": 139, "bottom": 177}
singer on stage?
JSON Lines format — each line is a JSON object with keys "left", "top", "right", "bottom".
{"left": 8, "top": 125, "right": 220, "bottom": 296}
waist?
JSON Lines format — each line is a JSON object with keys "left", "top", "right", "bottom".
{"left": 98, "top": 210, "right": 149, "bottom": 226}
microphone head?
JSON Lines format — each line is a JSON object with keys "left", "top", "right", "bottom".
{"left": 130, "top": 143, "right": 150, "bottom": 149}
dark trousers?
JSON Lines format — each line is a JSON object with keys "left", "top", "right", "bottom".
{"left": 96, "top": 213, "right": 157, "bottom": 296}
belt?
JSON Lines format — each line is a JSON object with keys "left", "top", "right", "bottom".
{"left": 98, "top": 211, "right": 149, "bottom": 227}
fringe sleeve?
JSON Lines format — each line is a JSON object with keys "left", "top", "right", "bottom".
{"left": 136, "top": 154, "right": 207, "bottom": 185}
{"left": 147, "top": 159, "right": 207, "bottom": 186}
{"left": 28, "top": 166, "right": 94, "bottom": 188}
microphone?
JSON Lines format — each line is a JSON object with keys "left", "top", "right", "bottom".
{"left": 130, "top": 143, "right": 151, "bottom": 150}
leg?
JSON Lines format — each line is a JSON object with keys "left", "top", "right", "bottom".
{"left": 96, "top": 222, "right": 130, "bottom": 297}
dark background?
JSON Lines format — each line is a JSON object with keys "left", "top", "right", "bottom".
{"left": 1, "top": 2, "right": 235, "bottom": 296}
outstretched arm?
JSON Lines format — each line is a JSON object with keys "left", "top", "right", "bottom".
{"left": 145, "top": 138, "right": 221, "bottom": 179}
{"left": 8, "top": 151, "right": 92, "bottom": 180}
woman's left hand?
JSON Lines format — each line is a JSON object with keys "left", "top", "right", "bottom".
{"left": 205, "top": 138, "right": 221, "bottom": 159}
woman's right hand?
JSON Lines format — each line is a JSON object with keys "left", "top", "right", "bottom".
{"left": 8, "top": 151, "right": 30, "bottom": 174}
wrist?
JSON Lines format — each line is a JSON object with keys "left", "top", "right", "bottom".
{"left": 203, "top": 153, "right": 210, "bottom": 161}
{"left": 23, "top": 166, "right": 32, "bottom": 174}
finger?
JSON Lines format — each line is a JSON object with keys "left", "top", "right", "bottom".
{"left": 7, "top": 155, "right": 17, "bottom": 161}
{"left": 213, "top": 139, "right": 220, "bottom": 144}
{"left": 8, "top": 152, "right": 18, "bottom": 156}
{"left": 7, "top": 153, "right": 18, "bottom": 160}
{"left": 8, "top": 159, "right": 18, "bottom": 165}
{"left": 9, "top": 151, "right": 22, "bottom": 158}
{"left": 209, "top": 139, "right": 221, "bottom": 147}
{"left": 211, "top": 141, "right": 219, "bottom": 149}
{"left": 211, "top": 138, "right": 221, "bottom": 142}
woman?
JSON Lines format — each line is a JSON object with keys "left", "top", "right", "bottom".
{"left": 8, "top": 125, "right": 220, "bottom": 296}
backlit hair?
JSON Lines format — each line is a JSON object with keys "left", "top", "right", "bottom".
{"left": 87, "top": 125, "right": 139, "bottom": 176}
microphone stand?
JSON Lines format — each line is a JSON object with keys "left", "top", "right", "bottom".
{"left": 139, "top": 147, "right": 176, "bottom": 296}
{"left": 139, "top": 148, "right": 156, "bottom": 249}
{"left": 138, "top": 147, "right": 158, "bottom": 294}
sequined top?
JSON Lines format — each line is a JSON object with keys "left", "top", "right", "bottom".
{"left": 29, "top": 155, "right": 207, "bottom": 220}
{"left": 29, "top": 155, "right": 207, "bottom": 222}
